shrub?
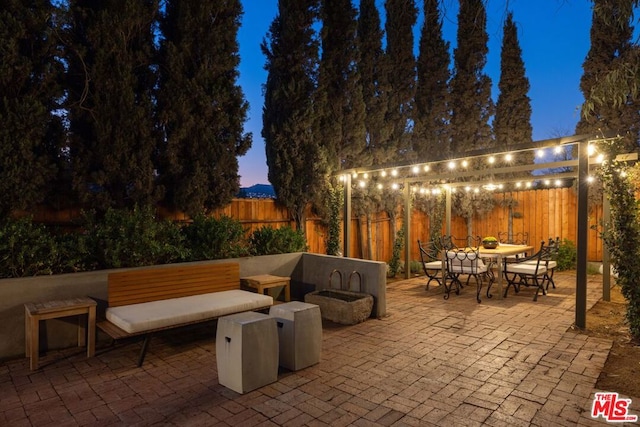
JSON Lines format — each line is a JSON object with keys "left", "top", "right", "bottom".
{"left": 81, "top": 206, "right": 187, "bottom": 269}
{"left": 249, "top": 225, "right": 307, "bottom": 256}
{"left": 182, "top": 215, "right": 248, "bottom": 260}
{"left": 0, "top": 217, "right": 59, "bottom": 277}
{"left": 556, "top": 238, "right": 577, "bottom": 271}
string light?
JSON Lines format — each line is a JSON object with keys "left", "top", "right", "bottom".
{"left": 488, "top": 156, "right": 495, "bottom": 164}
{"left": 448, "top": 161, "right": 456, "bottom": 170}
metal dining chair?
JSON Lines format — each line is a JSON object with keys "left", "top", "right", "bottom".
{"left": 443, "top": 236, "right": 493, "bottom": 303}
{"left": 417, "top": 239, "right": 444, "bottom": 290}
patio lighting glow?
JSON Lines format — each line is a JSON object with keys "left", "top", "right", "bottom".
{"left": 620, "top": 170, "right": 628, "bottom": 178}
{"left": 461, "top": 160, "right": 469, "bottom": 168}
{"left": 363, "top": 173, "right": 369, "bottom": 179}
{"left": 515, "top": 182, "right": 522, "bottom": 188}
{"left": 352, "top": 172, "right": 358, "bottom": 178}
{"left": 339, "top": 175, "right": 346, "bottom": 182}
{"left": 432, "top": 188, "right": 441, "bottom": 195}
{"left": 483, "top": 183, "right": 497, "bottom": 191}
{"left": 595, "top": 154, "right": 605, "bottom": 163}
{"left": 423, "top": 165, "right": 430, "bottom": 172}
{"left": 473, "top": 188, "right": 480, "bottom": 194}
{"left": 588, "top": 144, "right": 596, "bottom": 156}
{"left": 504, "top": 154, "right": 513, "bottom": 162}
{"left": 376, "top": 183, "right": 383, "bottom": 190}
{"left": 526, "top": 182, "right": 532, "bottom": 188}
{"left": 381, "top": 170, "right": 387, "bottom": 177}
{"left": 536, "top": 149, "right": 545, "bottom": 158}
{"left": 554, "top": 146, "right": 563, "bottom": 154}
{"left": 554, "top": 179, "right": 562, "bottom": 186}
{"left": 448, "top": 161, "right": 456, "bottom": 170}
{"left": 544, "top": 179, "right": 551, "bottom": 186}
{"left": 587, "top": 176, "right": 595, "bottom": 183}
{"left": 488, "top": 156, "right": 495, "bottom": 164}
{"left": 358, "top": 180, "right": 366, "bottom": 188}
{"left": 465, "top": 186, "right": 471, "bottom": 192}
{"left": 412, "top": 166, "right": 420, "bottom": 174}
{"left": 391, "top": 169, "right": 398, "bottom": 177}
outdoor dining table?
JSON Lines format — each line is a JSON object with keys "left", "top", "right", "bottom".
{"left": 478, "top": 244, "right": 534, "bottom": 299}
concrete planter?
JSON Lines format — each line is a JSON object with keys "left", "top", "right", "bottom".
{"left": 304, "top": 289, "right": 373, "bottom": 325}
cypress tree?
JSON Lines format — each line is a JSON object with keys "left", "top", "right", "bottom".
{"left": 0, "top": 0, "right": 65, "bottom": 217}
{"left": 316, "top": 0, "right": 366, "bottom": 172}
{"left": 262, "top": 0, "right": 322, "bottom": 232}
{"left": 384, "top": 0, "right": 418, "bottom": 161}
{"left": 414, "top": 0, "right": 451, "bottom": 159}
{"left": 494, "top": 12, "right": 533, "bottom": 152}
{"left": 450, "top": 0, "right": 494, "bottom": 153}
{"left": 65, "top": 0, "right": 160, "bottom": 211}
{"left": 577, "top": 0, "right": 638, "bottom": 152}
{"left": 158, "top": 1, "right": 251, "bottom": 216}
{"left": 358, "top": 0, "right": 392, "bottom": 166}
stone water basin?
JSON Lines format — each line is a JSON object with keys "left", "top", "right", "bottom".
{"left": 304, "top": 289, "right": 373, "bottom": 325}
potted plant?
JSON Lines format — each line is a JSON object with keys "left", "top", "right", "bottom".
{"left": 482, "top": 236, "right": 499, "bottom": 249}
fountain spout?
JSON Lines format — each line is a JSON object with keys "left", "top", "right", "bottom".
{"left": 329, "top": 269, "right": 343, "bottom": 290}
{"left": 348, "top": 271, "right": 362, "bottom": 292}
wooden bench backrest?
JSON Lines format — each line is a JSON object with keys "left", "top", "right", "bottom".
{"left": 107, "top": 263, "right": 240, "bottom": 307}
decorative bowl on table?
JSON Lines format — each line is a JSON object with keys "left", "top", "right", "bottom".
{"left": 482, "top": 237, "right": 499, "bottom": 249}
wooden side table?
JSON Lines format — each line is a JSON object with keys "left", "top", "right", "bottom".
{"left": 241, "top": 274, "right": 291, "bottom": 302}
{"left": 24, "top": 296, "right": 97, "bottom": 371}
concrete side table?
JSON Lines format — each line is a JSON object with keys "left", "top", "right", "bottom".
{"left": 24, "top": 296, "right": 97, "bottom": 371}
{"left": 269, "top": 302, "right": 322, "bottom": 371}
{"left": 241, "top": 274, "right": 291, "bottom": 302}
{"left": 216, "top": 311, "right": 279, "bottom": 394}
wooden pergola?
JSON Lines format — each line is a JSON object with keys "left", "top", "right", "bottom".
{"left": 339, "top": 132, "right": 629, "bottom": 329}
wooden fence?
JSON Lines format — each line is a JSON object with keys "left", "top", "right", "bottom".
{"left": 29, "top": 187, "right": 605, "bottom": 263}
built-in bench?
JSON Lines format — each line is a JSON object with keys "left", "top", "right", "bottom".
{"left": 97, "top": 262, "right": 273, "bottom": 366}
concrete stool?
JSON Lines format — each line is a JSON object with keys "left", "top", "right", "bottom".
{"left": 269, "top": 302, "right": 322, "bottom": 371}
{"left": 216, "top": 312, "right": 278, "bottom": 394}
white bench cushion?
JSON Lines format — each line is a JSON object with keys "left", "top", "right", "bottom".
{"left": 106, "top": 290, "right": 273, "bottom": 334}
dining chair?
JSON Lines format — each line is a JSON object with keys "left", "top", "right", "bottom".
{"left": 443, "top": 236, "right": 493, "bottom": 303}
{"left": 502, "top": 241, "right": 549, "bottom": 301}
{"left": 417, "top": 239, "right": 443, "bottom": 290}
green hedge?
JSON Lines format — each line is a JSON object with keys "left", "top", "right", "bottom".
{"left": 0, "top": 209, "right": 307, "bottom": 278}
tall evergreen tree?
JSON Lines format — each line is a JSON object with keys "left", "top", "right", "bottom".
{"left": 316, "top": 0, "right": 366, "bottom": 172}
{"left": 450, "top": 0, "right": 494, "bottom": 153}
{"left": 384, "top": 0, "right": 417, "bottom": 161}
{"left": 414, "top": 0, "right": 451, "bottom": 159}
{"left": 65, "top": 0, "right": 159, "bottom": 211}
{"left": 0, "top": 0, "right": 65, "bottom": 217}
{"left": 494, "top": 12, "right": 533, "bottom": 151}
{"left": 262, "top": 0, "right": 322, "bottom": 232}
{"left": 358, "top": 0, "right": 392, "bottom": 166}
{"left": 577, "top": 0, "right": 639, "bottom": 152}
{"left": 158, "top": 1, "right": 251, "bottom": 217}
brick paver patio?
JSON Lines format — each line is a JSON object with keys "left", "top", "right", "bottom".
{"left": 1, "top": 271, "right": 638, "bottom": 426}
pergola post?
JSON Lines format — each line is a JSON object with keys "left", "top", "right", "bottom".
{"left": 404, "top": 182, "right": 411, "bottom": 279}
{"left": 576, "top": 140, "right": 589, "bottom": 329}
{"left": 602, "top": 194, "right": 611, "bottom": 301}
{"left": 445, "top": 187, "right": 452, "bottom": 236}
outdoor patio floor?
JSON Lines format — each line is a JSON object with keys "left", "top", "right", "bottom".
{"left": 1, "top": 271, "right": 638, "bottom": 426}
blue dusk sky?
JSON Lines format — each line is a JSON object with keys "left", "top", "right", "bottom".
{"left": 237, "top": 0, "right": 602, "bottom": 187}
